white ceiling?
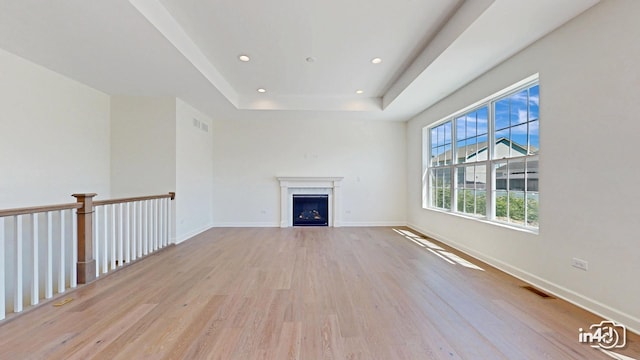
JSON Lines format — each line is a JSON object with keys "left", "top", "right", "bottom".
{"left": 0, "top": 0, "right": 599, "bottom": 122}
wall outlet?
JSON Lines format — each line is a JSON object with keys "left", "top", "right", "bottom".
{"left": 572, "top": 257, "right": 588, "bottom": 271}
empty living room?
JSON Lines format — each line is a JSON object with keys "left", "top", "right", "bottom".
{"left": 1, "top": 0, "right": 639, "bottom": 359}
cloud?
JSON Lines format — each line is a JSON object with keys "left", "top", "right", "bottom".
{"left": 518, "top": 109, "right": 528, "bottom": 124}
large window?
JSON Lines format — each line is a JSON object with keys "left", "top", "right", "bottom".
{"left": 424, "top": 77, "right": 539, "bottom": 230}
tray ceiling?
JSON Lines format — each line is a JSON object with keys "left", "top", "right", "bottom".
{"left": 0, "top": 0, "right": 599, "bottom": 121}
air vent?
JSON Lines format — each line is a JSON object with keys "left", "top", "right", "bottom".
{"left": 521, "top": 285, "right": 554, "bottom": 299}
{"left": 201, "top": 123, "right": 209, "bottom": 132}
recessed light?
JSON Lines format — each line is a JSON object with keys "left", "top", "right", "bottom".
{"left": 306, "top": 57, "right": 316, "bottom": 63}
{"left": 238, "top": 55, "right": 250, "bottom": 62}
{"left": 355, "top": 89, "right": 364, "bottom": 94}
{"left": 257, "top": 88, "right": 266, "bottom": 93}
{"left": 371, "top": 57, "right": 382, "bottom": 64}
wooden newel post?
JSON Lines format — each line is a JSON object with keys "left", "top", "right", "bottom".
{"left": 72, "top": 193, "right": 97, "bottom": 284}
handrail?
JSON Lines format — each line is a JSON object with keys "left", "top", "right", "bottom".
{"left": 0, "top": 202, "right": 82, "bottom": 218}
{"left": 0, "top": 192, "right": 176, "bottom": 217}
{"left": 93, "top": 192, "right": 175, "bottom": 206}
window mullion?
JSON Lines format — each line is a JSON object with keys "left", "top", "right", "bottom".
{"left": 449, "top": 165, "right": 454, "bottom": 211}
{"left": 506, "top": 159, "right": 510, "bottom": 223}
{"left": 451, "top": 118, "right": 456, "bottom": 213}
{"left": 524, "top": 158, "right": 528, "bottom": 226}
{"left": 527, "top": 87, "right": 532, "bottom": 155}
{"left": 487, "top": 102, "right": 494, "bottom": 220}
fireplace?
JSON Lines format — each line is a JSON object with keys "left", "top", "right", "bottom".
{"left": 277, "top": 176, "right": 343, "bottom": 227}
{"left": 293, "top": 195, "right": 329, "bottom": 226}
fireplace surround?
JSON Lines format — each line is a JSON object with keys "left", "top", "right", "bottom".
{"left": 277, "top": 176, "right": 343, "bottom": 227}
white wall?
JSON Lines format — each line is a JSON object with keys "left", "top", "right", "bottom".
{"left": 110, "top": 96, "right": 176, "bottom": 199}
{"left": 176, "top": 98, "right": 213, "bottom": 243}
{"left": 0, "top": 48, "right": 111, "bottom": 208}
{"left": 212, "top": 117, "right": 406, "bottom": 227}
{"left": 407, "top": 0, "right": 640, "bottom": 332}
{"left": 111, "top": 96, "right": 214, "bottom": 244}
{"left": 0, "top": 48, "right": 110, "bottom": 312}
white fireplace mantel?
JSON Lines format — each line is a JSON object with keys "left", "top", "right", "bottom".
{"left": 277, "top": 176, "right": 344, "bottom": 228}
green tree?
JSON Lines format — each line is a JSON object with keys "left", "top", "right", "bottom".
{"left": 436, "top": 187, "right": 451, "bottom": 209}
{"left": 495, "top": 192, "right": 538, "bottom": 225}
{"left": 527, "top": 196, "right": 539, "bottom": 225}
{"left": 457, "top": 190, "right": 487, "bottom": 216}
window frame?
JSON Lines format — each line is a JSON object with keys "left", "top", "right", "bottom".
{"left": 422, "top": 75, "right": 539, "bottom": 232}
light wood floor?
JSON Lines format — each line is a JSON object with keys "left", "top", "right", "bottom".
{"left": 0, "top": 227, "right": 638, "bottom": 359}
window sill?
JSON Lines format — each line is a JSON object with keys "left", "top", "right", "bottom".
{"left": 421, "top": 206, "right": 539, "bottom": 235}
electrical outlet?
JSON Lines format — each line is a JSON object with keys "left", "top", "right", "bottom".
{"left": 572, "top": 258, "right": 588, "bottom": 271}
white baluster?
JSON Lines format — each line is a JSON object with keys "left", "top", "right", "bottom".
{"left": 137, "top": 201, "right": 143, "bottom": 258}
{"left": 167, "top": 198, "right": 171, "bottom": 245}
{"left": 144, "top": 201, "right": 149, "bottom": 256}
{"left": 157, "top": 199, "right": 162, "bottom": 249}
{"left": 164, "top": 198, "right": 171, "bottom": 245}
{"left": 111, "top": 204, "right": 116, "bottom": 271}
{"left": 31, "top": 213, "right": 39, "bottom": 306}
{"left": 140, "top": 202, "right": 145, "bottom": 256}
{"left": 148, "top": 200, "right": 153, "bottom": 253}
{"left": 159, "top": 198, "right": 165, "bottom": 248}
{"left": 163, "top": 198, "right": 167, "bottom": 248}
{"left": 14, "top": 216, "right": 23, "bottom": 313}
{"left": 150, "top": 200, "right": 154, "bottom": 252}
{"left": 131, "top": 201, "right": 137, "bottom": 261}
{"left": 0, "top": 217, "right": 5, "bottom": 320}
{"left": 103, "top": 205, "right": 108, "bottom": 274}
{"left": 147, "top": 200, "right": 151, "bottom": 254}
{"left": 117, "top": 203, "right": 123, "bottom": 267}
{"left": 152, "top": 199, "right": 158, "bottom": 252}
{"left": 148, "top": 200, "right": 152, "bottom": 254}
{"left": 45, "top": 212, "right": 53, "bottom": 299}
{"left": 59, "top": 210, "right": 66, "bottom": 293}
{"left": 71, "top": 209, "right": 77, "bottom": 288}
{"left": 94, "top": 207, "right": 99, "bottom": 278}
{"left": 158, "top": 199, "right": 162, "bottom": 248}
{"left": 168, "top": 197, "right": 173, "bottom": 245}
{"left": 125, "top": 202, "right": 130, "bottom": 264}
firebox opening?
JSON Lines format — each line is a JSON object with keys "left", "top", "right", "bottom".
{"left": 293, "top": 194, "right": 329, "bottom": 226}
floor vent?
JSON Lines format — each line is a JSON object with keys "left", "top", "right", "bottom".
{"left": 521, "top": 285, "right": 554, "bottom": 299}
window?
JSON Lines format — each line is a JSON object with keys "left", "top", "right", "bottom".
{"left": 455, "top": 107, "right": 488, "bottom": 217}
{"left": 493, "top": 84, "right": 539, "bottom": 227}
{"left": 429, "top": 122, "right": 452, "bottom": 210}
{"left": 423, "top": 77, "right": 539, "bottom": 230}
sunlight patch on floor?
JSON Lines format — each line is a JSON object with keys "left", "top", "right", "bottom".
{"left": 393, "top": 228, "right": 484, "bottom": 271}
{"left": 426, "top": 248, "right": 455, "bottom": 265}
{"left": 439, "top": 251, "right": 484, "bottom": 271}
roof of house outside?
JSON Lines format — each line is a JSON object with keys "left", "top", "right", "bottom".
{"left": 431, "top": 138, "right": 538, "bottom": 163}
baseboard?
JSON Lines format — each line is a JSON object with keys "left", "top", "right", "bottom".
{"left": 211, "top": 222, "right": 280, "bottom": 228}
{"left": 210, "top": 221, "right": 407, "bottom": 228}
{"left": 175, "top": 223, "right": 214, "bottom": 244}
{"left": 339, "top": 221, "right": 407, "bottom": 227}
{"left": 406, "top": 223, "right": 640, "bottom": 335}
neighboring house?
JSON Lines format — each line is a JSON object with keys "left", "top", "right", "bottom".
{"left": 431, "top": 138, "right": 538, "bottom": 191}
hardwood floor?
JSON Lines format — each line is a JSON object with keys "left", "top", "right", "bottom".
{"left": 0, "top": 227, "right": 638, "bottom": 359}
